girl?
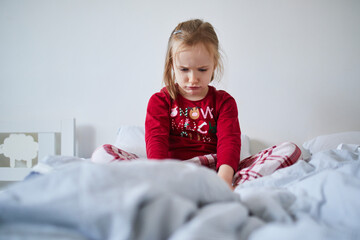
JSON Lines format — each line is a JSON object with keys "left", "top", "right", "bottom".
{"left": 91, "top": 19, "right": 301, "bottom": 190}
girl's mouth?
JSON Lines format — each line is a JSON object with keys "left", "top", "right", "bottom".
{"left": 187, "top": 86, "right": 200, "bottom": 90}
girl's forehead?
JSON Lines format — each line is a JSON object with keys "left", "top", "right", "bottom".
{"left": 173, "top": 42, "right": 211, "bottom": 55}
{"left": 173, "top": 43, "right": 214, "bottom": 65}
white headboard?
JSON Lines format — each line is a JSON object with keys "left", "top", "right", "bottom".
{"left": 0, "top": 119, "right": 75, "bottom": 181}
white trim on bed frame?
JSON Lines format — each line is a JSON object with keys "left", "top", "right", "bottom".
{"left": 0, "top": 119, "right": 75, "bottom": 181}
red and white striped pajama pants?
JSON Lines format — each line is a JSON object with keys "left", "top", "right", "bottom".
{"left": 91, "top": 142, "right": 301, "bottom": 186}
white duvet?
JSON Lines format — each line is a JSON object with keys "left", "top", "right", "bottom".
{"left": 0, "top": 144, "right": 359, "bottom": 240}
{"left": 235, "top": 144, "right": 360, "bottom": 240}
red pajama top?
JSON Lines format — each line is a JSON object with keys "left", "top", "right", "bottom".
{"left": 145, "top": 86, "right": 241, "bottom": 171}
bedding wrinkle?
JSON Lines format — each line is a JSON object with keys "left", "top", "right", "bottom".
{"left": 235, "top": 145, "right": 360, "bottom": 240}
{"left": 1, "top": 160, "right": 241, "bottom": 240}
{"left": 1, "top": 144, "right": 359, "bottom": 239}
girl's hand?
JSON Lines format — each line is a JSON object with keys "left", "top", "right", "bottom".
{"left": 217, "top": 164, "right": 235, "bottom": 191}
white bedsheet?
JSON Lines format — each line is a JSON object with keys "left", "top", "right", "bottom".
{"left": 235, "top": 144, "right": 360, "bottom": 240}
{"left": 0, "top": 144, "right": 359, "bottom": 240}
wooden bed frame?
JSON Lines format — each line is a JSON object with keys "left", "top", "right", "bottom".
{"left": 0, "top": 119, "right": 75, "bottom": 181}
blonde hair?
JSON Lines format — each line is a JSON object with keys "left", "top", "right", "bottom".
{"left": 163, "top": 19, "right": 224, "bottom": 100}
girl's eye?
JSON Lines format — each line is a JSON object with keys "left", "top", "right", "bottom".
{"left": 199, "top": 68, "right": 208, "bottom": 72}
{"left": 180, "top": 68, "right": 189, "bottom": 72}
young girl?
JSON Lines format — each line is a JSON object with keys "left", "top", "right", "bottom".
{"left": 91, "top": 19, "right": 301, "bottom": 190}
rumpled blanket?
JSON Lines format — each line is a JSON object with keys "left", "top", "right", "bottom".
{"left": 0, "top": 159, "right": 259, "bottom": 240}
{"left": 0, "top": 144, "right": 359, "bottom": 240}
{"left": 235, "top": 144, "right": 360, "bottom": 240}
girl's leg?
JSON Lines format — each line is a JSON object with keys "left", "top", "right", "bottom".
{"left": 233, "top": 142, "right": 301, "bottom": 186}
{"left": 184, "top": 154, "right": 217, "bottom": 170}
{"left": 91, "top": 144, "right": 138, "bottom": 163}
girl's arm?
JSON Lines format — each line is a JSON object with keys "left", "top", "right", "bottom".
{"left": 217, "top": 164, "right": 235, "bottom": 190}
{"left": 216, "top": 93, "right": 241, "bottom": 189}
{"left": 145, "top": 91, "right": 171, "bottom": 159}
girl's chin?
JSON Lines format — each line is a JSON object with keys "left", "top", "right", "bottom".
{"left": 181, "top": 90, "right": 207, "bottom": 101}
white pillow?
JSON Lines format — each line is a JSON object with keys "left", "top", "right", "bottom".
{"left": 303, "top": 131, "right": 360, "bottom": 155}
{"left": 114, "top": 125, "right": 147, "bottom": 158}
{"left": 114, "top": 125, "right": 251, "bottom": 160}
{"left": 240, "top": 134, "right": 251, "bottom": 160}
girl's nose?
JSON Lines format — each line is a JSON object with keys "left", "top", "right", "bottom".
{"left": 189, "top": 72, "right": 198, "bottom": 83}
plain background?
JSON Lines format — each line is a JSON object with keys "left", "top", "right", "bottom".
{"left": 1, "top": 0, "right": 359, "bottom": 158}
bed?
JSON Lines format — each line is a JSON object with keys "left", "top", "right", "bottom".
{"left": 0, "top": 119, "right": 75, "bottom": 182}
{"left": 0, "top": 118, "right": 75, "bottom": 182}
{"left": 0, "top": 125, "right": 359, "bottom": 240}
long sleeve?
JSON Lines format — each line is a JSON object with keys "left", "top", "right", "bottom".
{"left": 145, "top": 91, "right": 171, "bottom": 159}
{"left": 215, "top": 94, "right": 241, "bottom": 171}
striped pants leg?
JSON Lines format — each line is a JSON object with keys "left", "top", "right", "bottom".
{"left": 91, "top": 142, "right": 301, "bottom": 186}
{"left": 184, "top": 142, "right": 301, "bottom": 186}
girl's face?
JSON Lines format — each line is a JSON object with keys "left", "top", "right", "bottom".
{"left": 173, "top": 43, "right": 215, "bottom": 101}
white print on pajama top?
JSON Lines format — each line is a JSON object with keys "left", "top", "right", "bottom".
{"left": 170, "top": 103, "right": 217, "bottom": 143}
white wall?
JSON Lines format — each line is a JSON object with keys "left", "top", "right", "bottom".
{"left": 1, "top": 0, "right": 359, "bottom": 157}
